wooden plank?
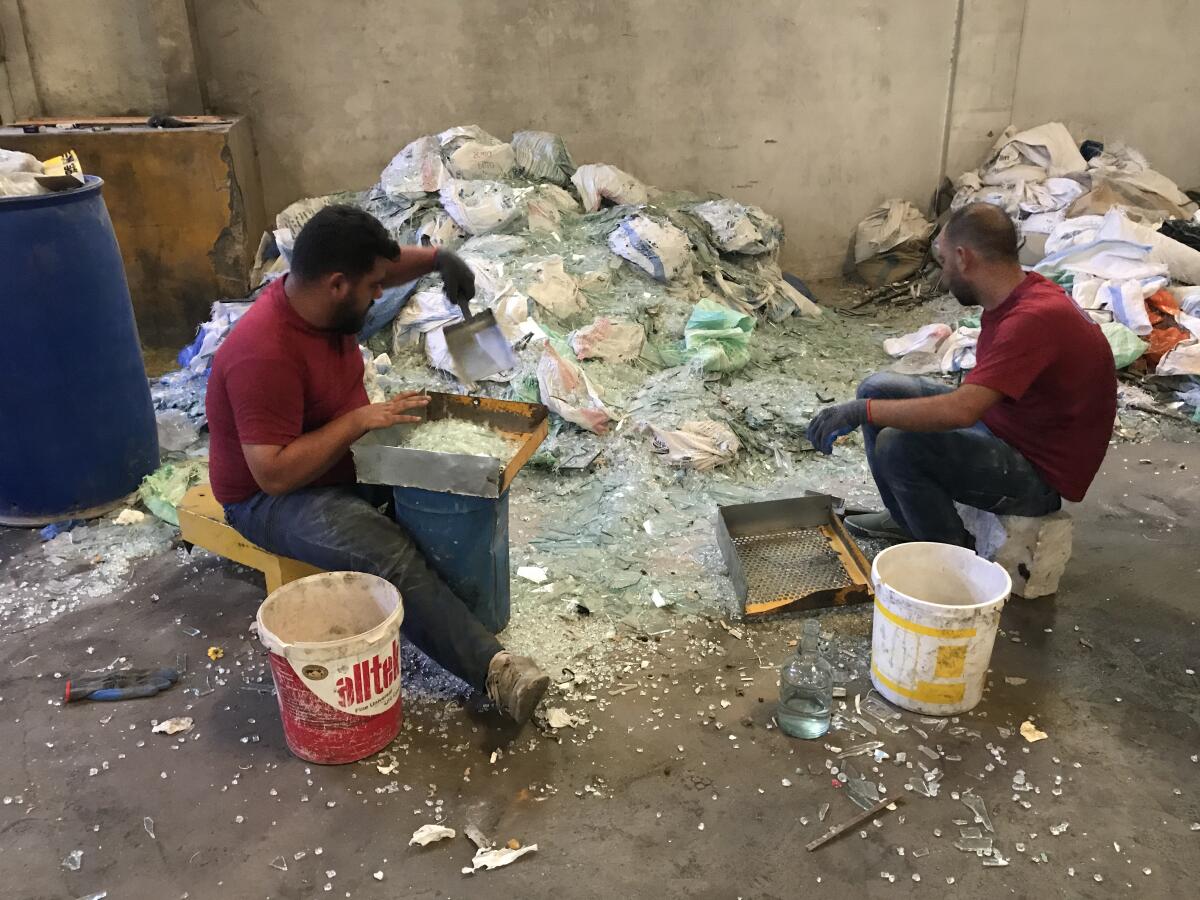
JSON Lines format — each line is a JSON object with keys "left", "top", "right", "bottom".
{"left": 13, "top": 115, "right": 230, "bottom": 127}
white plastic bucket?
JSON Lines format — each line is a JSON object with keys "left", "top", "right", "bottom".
{"left": 870, "top": 543, "right": 1011, "bottom": 715}
{"left": 256, "top": 572, "right": 405, "bottom": 764}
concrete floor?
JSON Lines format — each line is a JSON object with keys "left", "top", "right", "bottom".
{"left": 1, "top": 440, "right": 1198, "bottom": 899}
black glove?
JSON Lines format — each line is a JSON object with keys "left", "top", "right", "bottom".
{"left": 435, "top": 250, "right": 476, "bottom": 311}
{"left": 806, "top": 399, "right": 868, "bottom": 455}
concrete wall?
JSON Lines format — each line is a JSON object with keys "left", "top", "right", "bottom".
{"left": 1011, "top": 0, "right": 1200, "bottom": 190}
{"left": 3, "top": 0, "right": 1198, "bottom": 278}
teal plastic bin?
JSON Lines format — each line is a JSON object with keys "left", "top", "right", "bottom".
{"left": 392, "top": 487, "right": 510, "bottom": 633}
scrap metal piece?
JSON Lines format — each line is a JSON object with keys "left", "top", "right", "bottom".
{"left": 806, "top": 798, "right": 901, "bottom": 851}
{"left": 716, "top": 495, "right": 873, "bottom": 618}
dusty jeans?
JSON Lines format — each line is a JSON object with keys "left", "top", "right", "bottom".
{"left": 225, "top": 484, "right": 501, "bottom": 690}
{"left": 857, "top": 373, "right": 1061, "bottom": 546}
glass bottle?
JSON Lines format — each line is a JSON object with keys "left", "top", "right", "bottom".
{"left": 777, "top": 619, "right": 832, "bottom": 739}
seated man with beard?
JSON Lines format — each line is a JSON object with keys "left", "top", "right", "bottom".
{"left": 805, "top": 202, "right": 1117, "bottom": 547}
{"left": 206, "top": 205, "right": 550, "bottom": 723}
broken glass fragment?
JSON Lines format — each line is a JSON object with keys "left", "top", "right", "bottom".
{"left": 837, "top": 741, "right": 884, "bottom": 759}
{"left": 62, "top": 850, "right": 83, "bottom": 871}
{"left": 961, "top": 793, "right": 994, "bottom": 832}
{"left": 954, "top": 836, "right": 993, "bottom": 853}
{"left": 143, "top": 817, "right": 155, "bottom": 839}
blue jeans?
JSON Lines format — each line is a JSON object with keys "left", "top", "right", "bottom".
{"left": 225, "top": 484, "right": 502, "bottom": 690}
{"left": 857, "top": 373, "right": 1061, "bottom": 546}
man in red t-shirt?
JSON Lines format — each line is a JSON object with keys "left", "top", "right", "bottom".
{"left": 807, "top": 202, "right": 1117, "bottom": 546}
{"left": 207, "top": 205, "right": 549, "bottom": 723}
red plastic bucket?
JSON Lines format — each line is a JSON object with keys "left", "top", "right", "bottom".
{"left": 256, "top": 572, "right": 404, "bottom": 764}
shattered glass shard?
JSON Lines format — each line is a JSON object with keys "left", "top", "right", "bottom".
{"left": 961, "top": 793, "right": 994, "bottom": 832}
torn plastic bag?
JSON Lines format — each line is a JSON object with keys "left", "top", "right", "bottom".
{"left": 682, "top": 298, "right": 754, "bottom": 373}
{"left": 392, "top": 287, "right": 462, "bottom": 349}
{"left": 524, "top": 256, "right": 588, "bottom": 319}
{"left": 439, "top": 179, "right": 526, "bottom": 235}
{"left": 883, "top": 323, "right": 952, "bottom": 357}
{"left": 413, "top": 209, "right": 465, "bottom": 248}
{"left": 536, "top": 345, "right": 614, "bottom": 434}
{"left": 380, "top": 135, "right": 447, "bottom": 199}
{"left": 512, "top": 130, "right": 576, "bottom": 185}
{"left": 608, "top": 215, "right": 692, "bottom": 282}
{"left": 853, "top": 200, "right": 933, "bottom": 287}
{"left": 1099, "top": 321, "right": 1147, "bottom": 368}
{"left": 645, "top": 420, "right": 740, "bottom": 471}
{"left": 1157, "top": 340, "right": 1200, "bottom": 376}
{"left": 939, "top": 327, "right": 979, "bottom": 373}
{"left": 360, "top": 280, "right": 421, "bottom": 340}
{"left": 691, "top": 199, "right": 782, "bottom": 255}
{"left": 570, "top": 318, "right": 645, "bottom": 362}
{"left": 0, "top": 172, "right": 49, "bottom": 196}
{"left": 0, "top": 148, "right": 43, "bottom": 175}
{"left": 981, "top": 122, "right": 1087, "bottom": 184}
{"left": 571, "top": 164, "right": 649, "bottom": 212}
{"left": 138, "top": 461, "right": 208, "bottom": 526}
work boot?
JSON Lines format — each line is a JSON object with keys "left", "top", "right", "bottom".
{"left": 485, "top": 652, "right": 550, "bottom": 724}
{"left": 844, "top": 511, "right": 912, "bottom": 543}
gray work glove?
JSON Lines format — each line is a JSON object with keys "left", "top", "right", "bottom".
{"left": 435, "top": 249, "right": 476, "bottom": 311}
{"left": 806, "top": 399, "right": 868, "bottom": 455}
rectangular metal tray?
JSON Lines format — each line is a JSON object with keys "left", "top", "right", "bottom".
{"left": 717, "top": 494, "right": 873, "bottom": 618}
{"left": 352, "top": 392, "right": 549, "bottom": 498}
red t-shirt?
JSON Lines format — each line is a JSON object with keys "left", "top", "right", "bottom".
{"left": 965, "top": 272, "right": 1116, "bottom": 502}
{"left": 206, "top": 278, "right": 368, "bottom": 504}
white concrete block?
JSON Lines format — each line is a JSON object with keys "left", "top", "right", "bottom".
{"left": 955, "top": 505, "right": 1074, "bottom": 599}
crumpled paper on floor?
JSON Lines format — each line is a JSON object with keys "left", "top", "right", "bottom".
{"left": 409, "top": 824, "right": 457, "bottom": 846}
{"left": 645, "top": 419, "right": 740, "bottom": 471}
{"left": 463, "top": 843, "right": 538, "bottom": 874}
{"left": 1020, "top": 720, "right": 1048, "bottom": 743}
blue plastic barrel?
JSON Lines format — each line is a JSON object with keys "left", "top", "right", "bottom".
{"left": 391, "top": 487, "right": 510, "bottom": 633}
{"left": 0, "top": 176, "right": 159, "bottom": 525}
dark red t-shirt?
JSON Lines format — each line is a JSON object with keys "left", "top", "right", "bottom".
{"left": 206, "top": 278, "right": 368, "bottom": 504}
{"left": 965, "top": 272, "right": 1116, "bottom": 502}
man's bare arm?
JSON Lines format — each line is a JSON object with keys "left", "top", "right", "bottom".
{"left": 243, "top": 393, "right": 429, "bottom": 495}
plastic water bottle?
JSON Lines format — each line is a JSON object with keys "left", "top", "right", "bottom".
{"left": 777, "top": 619, "right": 832, "bottom": 739}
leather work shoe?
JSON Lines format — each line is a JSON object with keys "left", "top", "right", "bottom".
{"left": 486, "top": 652, "right": 550, "bottom": 723}
{"left": 844, "top": 511, "right": 912, "bottom": 543}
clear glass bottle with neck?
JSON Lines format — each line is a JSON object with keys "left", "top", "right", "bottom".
{"left": 777, "top": 619, "right": 832, "bottom": 739}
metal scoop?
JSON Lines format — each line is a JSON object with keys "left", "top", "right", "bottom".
{"left": 443, "top": 301, "right": 517, "bottom": 382}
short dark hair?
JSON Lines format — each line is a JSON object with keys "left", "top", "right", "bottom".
{"left": 942, "top": 202, "right": 1019, "bottom": 263}
{"left": 290, "top": 205, "right": 399, "bottom": 281}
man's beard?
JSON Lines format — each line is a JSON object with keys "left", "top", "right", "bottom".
{"left": 329, "top": 301, "right": 368, "bottom": 335}
{"left": 948, "top": 275, "right": 980, "bottom": 308}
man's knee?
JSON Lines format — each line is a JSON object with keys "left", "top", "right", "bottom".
{"left": 857, "top": 371, "right": 917, "bottom": 401}
{"left": 873, "top": 427, "right": 919, "bottom": 471}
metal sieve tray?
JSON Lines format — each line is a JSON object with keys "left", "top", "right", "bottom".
{"left": 717, "top": 494, "right": 873, "bottom": 619}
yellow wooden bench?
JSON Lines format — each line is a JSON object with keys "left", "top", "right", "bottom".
{"left": 177, "top": 485, "right": 323, "bottom": 594}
